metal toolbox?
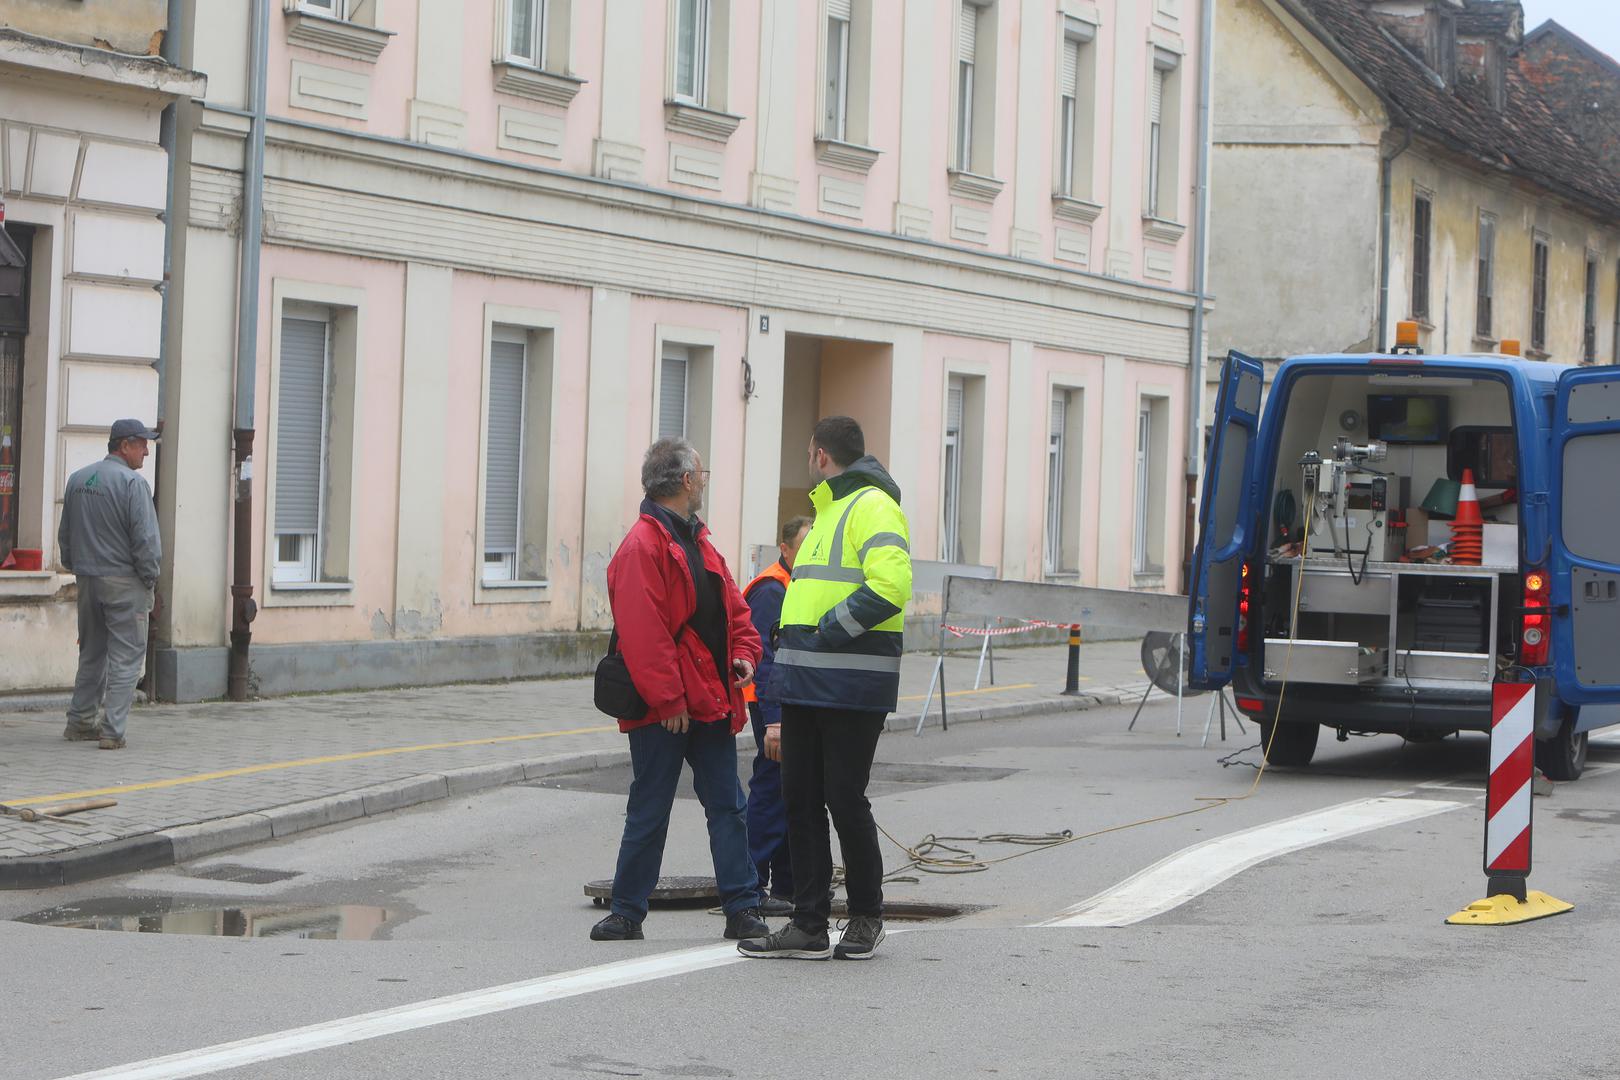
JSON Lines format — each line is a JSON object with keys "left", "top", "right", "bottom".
{"left": 1395, "top": 650, "right": 1492, "bottom": 683}
{"left": 1263, "top": 638, "right": 1384, "bottom": 686}
{"left": 1295, "top": 569, "right": 1392, "bottom": 616}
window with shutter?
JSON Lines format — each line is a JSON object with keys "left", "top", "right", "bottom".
{"left": 824, "top": 1, "right": 851, "bottom": 141}
{"left": 273, "top": 314, "right": 330, "bottom": 583}
{"left": 1045, "top": 394, "right": 1065, "bottom": 575}
{"left": 1134, "top": 407, "right": 1151, "bottom": 573}
{"left": 1147, "top": 68, "right": 1165, "bottom": 216}
{"left": 1060, "top": 39, "right": 1080, "bottom": 195}
{"left": 942, "top": 377, "right": 964, "bottom": 563}
{"left": 508, "top": 0, "right": 545, "bottom": 65}
{"left": 659, "top": 350, "right": 689, "bottom": 440}
{"left": 483, "top": 335, "right": 527, "bottom": 581}
{"left": 1413, "top": 194, "right": 1433, "bottom": 321}
{"left": 1476, "top": 215, "right": 1494, "bottom": 338}
{"left": 955, "top": 3, "right": 977, "bottom": 172}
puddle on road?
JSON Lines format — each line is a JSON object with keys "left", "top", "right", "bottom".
{"left": 16, "top": 898, "right": 391, "bottom": 939}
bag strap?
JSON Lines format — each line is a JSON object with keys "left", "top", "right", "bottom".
{"left": 607, "top": 618, "right": 691, "bottom": 657}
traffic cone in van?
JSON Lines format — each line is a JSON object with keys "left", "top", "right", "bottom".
{"left": 1450, "top": 468, "right": 1483, "bottom": 565}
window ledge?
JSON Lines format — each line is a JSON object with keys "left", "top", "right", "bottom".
{"left": 664, "top": 101, "right": 744, "bottom": 143}
{"left": 284, "top": 11, "right": 394, "bottom": 63}
{"left": 1141, "top": 216, "right": 1186, "bottom": 243}
{"left": 481, "top": 578, "right": 549, "bottom": 590}
{"left": 1472, "top": 335, "right": 1499, "bottom": 350}
{"left": 476, "top": 578, "right": 552, "bottom": 605}
{"left": 1052, "top": 195, "right": 1103, "bottom": 224}
{"left": 1525, "top": 347, "right": 1551, "bottom": 361}
{"left": 492, "top": 62, "right": 585, "bottom": 107}
{"left": 815, "top": 138, "right": 880, "bottom": 174}
{"left": 271, "top": 580, "right": 354, "bottom": 592}
{"left": 1132, "top": 576, "right": 1166, "bottom": 591}
{"left": 947, "top": 169, "right": 1005, "bottom": 203}
{"left": 0, "top": 571, "right": 67, "bottom": 599}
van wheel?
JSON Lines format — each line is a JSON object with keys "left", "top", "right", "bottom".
{"left": 1258, "top": 718, "right": 1319, "bottom": 766}
{"left": 1536, "top": 718, "right": 1587, "bottom": 782}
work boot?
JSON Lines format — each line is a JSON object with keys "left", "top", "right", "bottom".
{"left": 723, "top": 907, "right": 769, "bottom": 940}
{"left": 63, "top": 725, "right": 100, "bottom": 742}
{"left": 736, "top": 923, "right": 831, "bottom": 960}
{"left": 589, "top": 913, "right": 644, "bottom": 941}
{"left": 834, "top": 916, "right": 885, "bottom": 960}
{"left": 98, "top": 737, "right": 127, "bottom": 750}
{"left": 759, "top": 894, "right": 793, "bottom": 917}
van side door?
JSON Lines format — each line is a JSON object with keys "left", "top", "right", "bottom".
{"left": 1549, "top": 368, "right": 1620, "bottom": 704}
{"left": 1187, "top": 351, "right": 1264, "bottom": 689}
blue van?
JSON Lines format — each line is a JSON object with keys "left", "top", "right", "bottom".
{"left": 1187, "top": 351, "right": 1620, "bottom": 780}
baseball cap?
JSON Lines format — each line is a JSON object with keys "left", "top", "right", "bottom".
{"left": 110, "top": 418, "right": 160, "bottom": 442}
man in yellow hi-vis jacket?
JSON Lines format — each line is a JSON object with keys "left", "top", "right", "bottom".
{"left": 738, "top": 415, "right": 911, "bottom": 962}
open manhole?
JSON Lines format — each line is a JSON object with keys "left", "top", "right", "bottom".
{"left": 16, "top": 898, "right": 389, "bottom": 939}
{"left": 583, "top": 878, "right": 978, "bottom": 921}
{"left": 184, "top": 864, "right": 303, "bottom": 885}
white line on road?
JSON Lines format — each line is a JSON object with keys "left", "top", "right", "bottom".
{"left": 1040, "top": 795, "right": 1464, "bottom": 928}
{"left": 50, "top": 945, "right": 745, "bottom": 1080}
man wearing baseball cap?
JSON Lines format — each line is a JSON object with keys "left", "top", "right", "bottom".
{"left": 58, "top": 419, "right": 162, "bottom": 750}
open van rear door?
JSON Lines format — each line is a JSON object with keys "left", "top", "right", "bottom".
{"left": 1549, "top": 368, "right": 1620, "bottom": 704}
{"left": 1187, "top": 351, "right": 1264, "bottom": 689}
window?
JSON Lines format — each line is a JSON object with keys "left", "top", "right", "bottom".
{"left": 300, "top": 0, "right": 347, "bottom": 16}
{"left": 1044, "top": 395, "right": 1065, "bottom": 576}
{"left": 955, "top": 4, "right": 977, "bottom": 172}
{"left": 673, "top": 0, "right": 711, "bottom": 105}
{"left": 1056, "top": 19, "right": 1098, "bottom": 201}
{"left": 1145, "top": 49, "right": 1182, "bottom": 222}
{"left": 0, "top": 222, "right": 31, "bottom": 568}
{"left": 1133, "top": 398, "right": 1168, "bottom": 576}
{"left": 1059, "top": 40, "right": 1079, "bottom": 195}
{"left": 1147, "top": 69, "right": 1166, "bottom": 217}
{"left": 1531, "top": 235, "right": 1549, "bottom": 352}
{"left": 658, "top": 348, "right": 689, "bottom": 440}
{"left": 1583, "top": 255, "right": 1599, "bottom": 364}
{"left": 824, "top": 0, "right": 851, "bottom": 142}
{"left": 952, "top": 1, "right": 996, "bottom": 177}
{"left": 483, "top": 330, "right": 527, "bottom": 583}
{"left": 1133, "top": 407, "right": 1151, "bottom": 573}
{"left": 1411, "top": 193, "right": 1432, "bottom": 322}
{"left": 652, "top": 331, "right": 715, "bottom": 457}
{"left": 942, "top": 376, "right": 964, "bottom": 563}
{"left": 506, "top": 0, "right": 546, "bottom": 66}
{"left": 1475, "top": 213, "right": 1494, "bottom": 339}
{"left": 1044, "top": 387, "right": 1084, "bottom": 576}
{"left": 272, "top": 311, "right": 332, "bottom": 585}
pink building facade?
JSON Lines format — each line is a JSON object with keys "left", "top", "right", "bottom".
{"left": 142, "top": 0, "right": 1208, "bottom": 699}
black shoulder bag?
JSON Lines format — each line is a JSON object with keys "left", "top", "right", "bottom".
{"left": 593, "top": 624, "right": 690, "bottom": 721}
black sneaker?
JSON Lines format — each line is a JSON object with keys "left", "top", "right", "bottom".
{"left": 724, "top": 908, "right": 769, "bottom": 940}
{"left": 759, "top": 894, "right": 794, "bottom": 917}
{"left": 736, "top": 923, "right": 831, "bottom": 960}
{"left": 589, "top": 913, "right": 644, "bottom": 941}
{"left": 63, "top": 725, "right": 100, "bottom": 742}
{"left": 834, "top": 916, "right": 885, "bottom": 960}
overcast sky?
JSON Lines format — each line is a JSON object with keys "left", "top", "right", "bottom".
{"left": 1519, "top": 0, "right": 1620, "bottom": 63}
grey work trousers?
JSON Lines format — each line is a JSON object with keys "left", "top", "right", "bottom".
{"left": 67, "top": 575, "right": 152, "bottom": 741}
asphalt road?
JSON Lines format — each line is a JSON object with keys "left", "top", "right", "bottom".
{"left": 5, "top": 698, "right": 1619, "bottom": 1080}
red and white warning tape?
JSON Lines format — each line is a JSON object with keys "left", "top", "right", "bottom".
{"left": 940, "top": 619, "right": 1078, "bottom": 638}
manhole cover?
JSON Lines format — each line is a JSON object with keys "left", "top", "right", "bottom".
{"left": 186, "top": 864, "right": 303, "bottom": 885}
{"left": 584, "top": 876, "right": 718, "bottom": 906}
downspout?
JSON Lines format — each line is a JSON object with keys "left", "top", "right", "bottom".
{"left": 1377, "top": 123, "right": 1413, "bottom": 353}
{"left": 228, "top": 0, "right": 270, "bottom": 702}
{"left": 147, "top": 0, "right": 184, "bottom": 700}
{"left": 1182, "top": 0, "right": 1216, "bottom": 594}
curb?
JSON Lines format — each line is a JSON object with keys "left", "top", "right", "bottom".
{"left": 0, "top": 684, "right": 1152, "bottom": 890}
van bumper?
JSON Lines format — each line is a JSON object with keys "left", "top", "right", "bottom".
{"left": 1231, "top": 665, "right": 1492, "bottom": 735}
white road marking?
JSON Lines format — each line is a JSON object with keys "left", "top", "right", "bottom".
{"left": 1040, "top": 795, "right": 1464, "bottom": 928}
{"left": 51, "top": 944, "right": 744, "bottom": 1080}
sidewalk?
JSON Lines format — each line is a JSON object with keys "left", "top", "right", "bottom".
{"left": 0, "top": 639, "right": 1153, "bottom": 888}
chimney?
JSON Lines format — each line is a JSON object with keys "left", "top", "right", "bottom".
{"left": 1456, "top": 1, "right": 1523, "bottom": 108}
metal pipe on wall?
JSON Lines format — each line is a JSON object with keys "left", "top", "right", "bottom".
{"left": 1376, "top": 124, "right": 1413, "bottom": 355}
{"left": 1182, "top": 0, "right": 1216, "bottom": 594}
{"left": 228, "top": 0, "right": 270, "bottom": 702}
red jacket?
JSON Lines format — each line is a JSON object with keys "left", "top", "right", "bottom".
{"left": 605, "top": 510, "right": 762, "bottom": 735}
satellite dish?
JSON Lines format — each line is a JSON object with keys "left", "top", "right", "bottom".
{"left": 1339, "top": 409, "right": 1362, "bottom": 433}
{"left": 1140, "top": 631, "right": 1206, "bottom": 698}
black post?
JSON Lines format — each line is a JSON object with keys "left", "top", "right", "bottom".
{"left": 1062, "top": 624, "right": 1082, "bottom": 696}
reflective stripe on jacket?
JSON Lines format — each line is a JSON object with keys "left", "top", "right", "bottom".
{"left": 772, "top": 456, "right": 912, "bottom": 713}
{"left": 741, "top": 560, "right": 791, "bottom": 706}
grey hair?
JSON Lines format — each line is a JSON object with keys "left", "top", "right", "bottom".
{"left": 641, "top": 437, "right": 699, "bottom": 499}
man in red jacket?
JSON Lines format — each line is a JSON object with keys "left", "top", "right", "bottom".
{"left": 590, "top": 438, "right": 769, "bottom": 942}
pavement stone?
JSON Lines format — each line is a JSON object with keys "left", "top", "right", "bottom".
{"left": 0, "top": 640, "right": 1155, "bottom": 886}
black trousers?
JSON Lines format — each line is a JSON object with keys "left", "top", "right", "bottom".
{"left": 780, "top": 703, "right": 886, "bottom": 933}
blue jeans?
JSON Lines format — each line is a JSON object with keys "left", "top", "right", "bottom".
{"left": 610, "top": 719, "right": 760, "bottom": 924}
{"left": 745, "top": 703, "right": 793, "bottom": 898}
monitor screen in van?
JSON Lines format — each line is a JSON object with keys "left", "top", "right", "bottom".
{"left": 1367, "top": 394, "right": 1449, "bottom": 444}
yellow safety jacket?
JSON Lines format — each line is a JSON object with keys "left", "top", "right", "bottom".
{"left": 773, "top": 456, "right": 912, "bottom": 713}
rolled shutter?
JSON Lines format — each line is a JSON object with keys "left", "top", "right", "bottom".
{"left": 659, "top": 351, "right": 688, "bottom": 440}
{"left": 828, "top": 0, "right": 851, "bottom": 20}
{"left": 1050, "top": 395, "right": 1066, "bottom": 438}
{"left": 274, "top": 316, "right": 328, "bottom": 535}
{"left": 1062, "top": 40, "right": 1079, "bottom": 98}
{"left": 958, "top": 2, "right": 976, "bottom": 63}
{"left": 484, "top": 340, "right": 525, "bottom": 554}
{"left": 947, "top": 379, "right": 964, "bottom": 435}
{"left": 1150, "top": 67, "right": 1164, "bottom": 125}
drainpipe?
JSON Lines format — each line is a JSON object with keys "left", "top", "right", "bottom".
{"left": 1182, "top": 0, "right": 1216, "bottom": 594}
{"left": 1377, "top": 123, "right": 1413, "bottom": 354}
{"left": 146, "top": 0, "right": 184, "bottom": 700}
{"left": 228, "top": 0, "right": 270, "bottom": 702}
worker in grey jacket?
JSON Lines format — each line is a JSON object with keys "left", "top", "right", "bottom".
{"left": 59, "top": 419, "right": 162, "bottom": 750}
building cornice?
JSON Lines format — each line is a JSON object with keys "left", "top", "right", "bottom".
{"left": 0, "top": 28, "right": 206, "bottom": 99}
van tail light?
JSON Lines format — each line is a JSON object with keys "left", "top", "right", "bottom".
{"left": 1237, "top": 561, "right": 1252, "bottom": 652}
{"left": 1236, "top": 696, "right": 1265, "bottom": 714}
{"left": 1521, "top": 571, "right": 1550, "bottom": 666}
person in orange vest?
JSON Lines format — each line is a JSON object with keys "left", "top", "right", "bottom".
{"left": 742, "top": 514, "right": 812, "bottom": 916}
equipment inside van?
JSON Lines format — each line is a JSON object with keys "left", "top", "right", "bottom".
{"left": 1187, "top": 351, "right": 1620, "bottom": 781}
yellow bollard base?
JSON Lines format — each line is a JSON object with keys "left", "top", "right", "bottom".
{"left": 1446, "top": 890, "right": 1574, "bottom": 926}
